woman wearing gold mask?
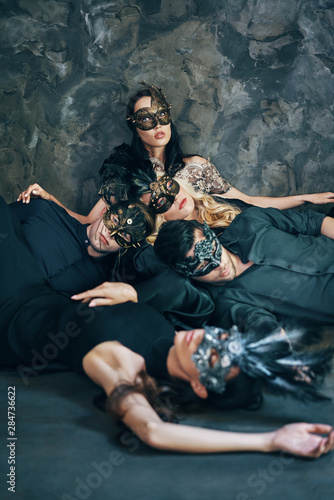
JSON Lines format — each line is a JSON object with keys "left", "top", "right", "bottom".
{"left": 18, "top": 82, "right": 334, "bottom": 221}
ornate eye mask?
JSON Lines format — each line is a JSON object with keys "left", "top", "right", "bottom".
{"left": 148, "top": 175, "right": 180, "bottom": 214}
{"left": 192, "top": 326, "right": 242, "bottom": 394}
{"left": 175, "top": 222, "right": 222, "bottom": 277}
{"left": 128, "top": 106, "right": 171, "bottom": 131}
{"left": 192, "top": 325, "right": 331, "bottom": 402}
{"left": 102, "top": 203, "right": 150, "bottom": 249}
{"left": 127, "top": 81, "right": 172, "bottom": 131}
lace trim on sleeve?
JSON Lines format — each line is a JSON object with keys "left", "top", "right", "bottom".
{"left": 149, "top": 157, "right": 165, "bottom": 174}
{"left": 175, "top": 158, "right": 231, "bottom": 194}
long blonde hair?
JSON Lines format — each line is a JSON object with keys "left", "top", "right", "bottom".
{"left": 147, "top": 179, "right": 240, "bottom": 243}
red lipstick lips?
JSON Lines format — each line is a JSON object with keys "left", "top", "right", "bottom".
{"left": 179, "top": 198, "right": 187, "bottom": 210}
{"left": 100, "top": 234, "right": 109, "bottom": 246}
{"left": 186, "top": 330, "right": 194, "bottom": 344}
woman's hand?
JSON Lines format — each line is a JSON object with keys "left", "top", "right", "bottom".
{"left": 17, "top": 183, "right": 52, "bottom": 204}
{"left": 304, "top": 192, "right": 334, "bottom": 205}
{"left": 269, "top": 423, "right": 334, "bottom": 458}
{"left": 71, "top": 282, "right": 138, "bottom": 307}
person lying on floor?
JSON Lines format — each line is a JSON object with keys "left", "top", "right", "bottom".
{"left": 1, "top": 193, "right": 334, "bottom": 457}
{"left": 14, "top": 146, "right": 333, "bottom": 319}
{"left": 10, "top": 196, "right": 153, "bottom": 296}
{"left": 10, "top": 196, "right": 213, "bottom": 326}
{"left": 154, "top": 206, "right": 334, "bottom": 332}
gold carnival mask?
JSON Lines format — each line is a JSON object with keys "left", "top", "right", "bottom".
{"left": 127, "top": 82, "right": 172, "bottom": 131}
{"left": 102, "top": 203, "right": 149, "bottom": 248}
{"left": 148, "top": 174, "right": 180, "bottom": 214}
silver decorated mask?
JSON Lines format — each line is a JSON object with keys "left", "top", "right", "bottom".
{"left": 192, "top": 326, "right": 243, "bottom": 394}
{"left": 175, "top": 222, "right": 222, "bottom": 277}
{"left": 191, "top": 325, "right": 333, "bottom": 401}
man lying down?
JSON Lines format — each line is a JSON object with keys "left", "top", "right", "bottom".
{"left": 1, "top": 194, "right": 333, "bottom": 458}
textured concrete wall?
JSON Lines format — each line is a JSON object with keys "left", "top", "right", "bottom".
{"left": 1, "top": 0, "right": 334, "bottom": 213}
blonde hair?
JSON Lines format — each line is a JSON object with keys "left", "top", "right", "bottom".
{"left": 147, "top": 178, "right": 240, "bottom": 244}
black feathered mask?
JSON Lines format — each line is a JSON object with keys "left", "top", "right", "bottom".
{"left": 193, "top": 325, "right": 333, "bottom": 402}
{"left": 99, "top": 146, "right": 179, "bottom": 214}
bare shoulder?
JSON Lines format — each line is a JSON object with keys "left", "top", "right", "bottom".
{"left": 83, "top": 340, "right": 122, "bottom": 362}
{"left": 183, "top": 155, "right": 207, "bottom": 165}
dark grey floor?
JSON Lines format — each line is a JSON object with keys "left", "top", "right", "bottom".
{"left": 0, "top": 363, "right": 333, "bottom": 500}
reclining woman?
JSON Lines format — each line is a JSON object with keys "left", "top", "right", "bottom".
{"left": 1, "top": 194, "right": 334, "bottom": 458}
{"left": 18, "top": 82, "right": 334, "bottom": 221}
{"left": 85, "top": 325, "right": 334, "bottom": 457}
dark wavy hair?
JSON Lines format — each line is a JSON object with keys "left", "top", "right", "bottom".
{"left": 99, "top": 143, "right": 155, "bottom": 201}
{"left": 125, "top": 85, "right": 192, "bottom": 177}
{"left": 105, "top": 369, "right": 263, "bottom": 426}
{"left": 154, "top": 219, "right": 202, "bottom": 269}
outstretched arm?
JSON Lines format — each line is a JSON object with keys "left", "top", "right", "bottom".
{"left": 182, "top": 157, "right": 334, "bottom": 209}
{"left": 220, "top": 186, "right": 334, "bottom": 210}
{"left": 123, "top": 398, "right": 334, "bottom": 457}
{"left": 17, "top": 183, "right": 106, "bottom": 224}
{"left": 83, "top": 345, "right": 334, "bottom": 458}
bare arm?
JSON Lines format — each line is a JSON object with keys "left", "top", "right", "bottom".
{"left": 220, "top": 186, "right": 334, "bottom": 210}
{"left": 83, "top": 345, "right": 334, "bottom": 457}
{"left": 181, "top": 157, "right": 334, "bottom": 209}
{"left": 123, "top": 399, "right": 334, "bottom": 457}
{"left": 321, "top": 216, "right": 334, "bottom": 239}
{"left": 17, "top": 183, "right": 106, "bottom": 224}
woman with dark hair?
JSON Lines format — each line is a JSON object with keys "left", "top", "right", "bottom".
{"left": 2, "top": 193, "right": 334, "bottom": 457}
{"left": 125, "top": 83, "right": 185, "bottom": 179}
{"left": 82, "top": 325, "right": 334, "bottom": 456}
{"left": 122, "top": 81, "right": 334, "bottom": 206}
{"left": 18, "top": 82, "right": 334, "bottom": 221}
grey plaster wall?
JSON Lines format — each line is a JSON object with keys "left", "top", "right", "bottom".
{"left": 1, "top": 0, "right": 334, "bottom": 214}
